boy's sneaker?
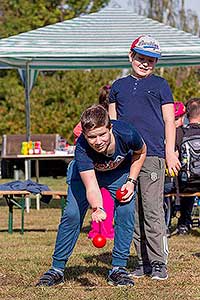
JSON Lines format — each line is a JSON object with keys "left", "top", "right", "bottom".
{"left": 151, "top": 261, "right": 168, "bottom": 280}
{"left": 107, "top": 267, "right": 134, "bottom": 287}
{"left": 130, "top": 263, "right": 152, "bottom": 278}
{"left": 35, "top": 269, "right": 64, "bottom": 287}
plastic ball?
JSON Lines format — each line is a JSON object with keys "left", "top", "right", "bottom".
{"left": 116, "top": 188, "right": 128, "bottom": 201}
{"left": 165, "top": 168, "right": 176, "bottom": 177}
{"left": 92, "top": 234, "right": 107, "bottom": 248}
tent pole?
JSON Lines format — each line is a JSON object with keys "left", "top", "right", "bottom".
{"left": 25, "top": 62, "right": 30, "bottom": 142}
{"left": 24, "top": 62, "right": 31, "bottom": 183}
{"left": 24, "top": 62, "right": 31, "bottom": 211}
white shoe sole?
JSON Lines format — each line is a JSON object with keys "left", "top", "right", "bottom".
{"left": 151, "top": 275, "right": 168, "bottom": 280}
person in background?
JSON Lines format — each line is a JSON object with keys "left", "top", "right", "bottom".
{"left": 175, "top": 98, "right": 200, "bottom": 234}
{"left": 164, "top": 102, "right": 186, "bottom": 233}
{"left": 109, "top": 35, "right": 180, "bottom": 280}
{"left": 36, "top": 104, "right": 146, "bottom": 287}
{"left": 164, "top": 101, "right": 186, "bottom": 193}
{"left": 73, "top": 85, "right": 114, "bottom": 240}
{"left": 174, "top": 102, "right": 186, "bottom": 128}
{"left": 73, "top": 85, "right": 111, "bottom": 142}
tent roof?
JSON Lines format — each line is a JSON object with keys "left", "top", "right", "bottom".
{"left": 0, "top": 7, "right": 200, "bottom": 69}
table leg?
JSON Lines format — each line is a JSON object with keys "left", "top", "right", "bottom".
{"left": 24, "top": 159, "right": 30, "bottom": 213}
{"left": 35, "top": 160, "right": 39, "bottom": 183}
{"left": 24, "top": 159, "right": 29, "bottom": 180}
{"left": 36, "top": 194, "right": 40, "bottom": 210}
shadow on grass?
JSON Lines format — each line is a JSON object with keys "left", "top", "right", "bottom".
{"left": 84, "top": 251, "right": 138, "bottom": 269}
{"left": 192, "top": 252, "right": 200, "bottom": 258}
{"left": 63, "top": 253, "right": 138, "bottom": 287}
{"left": 84, "top": 251, "right": 112, "bottom": 266}
{"left": 190, "top": 229, "right": 200, "bottom": 237}
{"left": 81, "top": 225, "right": 91, "bottom": 233}
{"left": 64, "top": 265, "right": 109, "bottom": 287}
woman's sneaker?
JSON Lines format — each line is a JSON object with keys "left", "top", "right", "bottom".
{"left": 35, "top": 269, "right": 64, "bottom": 287}
{"left": 151, "top": 261, "right": 168, "bottom": 280}
{"left": 107, "top": 267, "right": 134, "bottom": 287}
{"left": 130, "top": 263, "right": 152, "bottom": 278}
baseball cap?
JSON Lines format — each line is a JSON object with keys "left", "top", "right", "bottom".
{"left": 130, "top": 35, "right": 161, "bottom": 58}
{"left": 174, "top": 102, "right": 186, "bottom": 118}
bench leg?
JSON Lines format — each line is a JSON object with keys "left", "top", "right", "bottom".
{"left": 8, "top": 202, "right": 13, "bottom": 234}
{"left": 61, "top": 196, "right": 66, "bottom": 216}
{"left": 6, "top": 197, "right": 25, "bottom": 234}
{"left": 20, "top": 196, "right": 25, "bottom": 235}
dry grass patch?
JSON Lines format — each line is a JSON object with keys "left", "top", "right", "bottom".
{"left": 0, "top": 177, "right": 200, "bottom": 300}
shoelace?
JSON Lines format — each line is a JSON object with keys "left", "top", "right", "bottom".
{"left": 152, "top": 263, "right": 163, "bottom": 273}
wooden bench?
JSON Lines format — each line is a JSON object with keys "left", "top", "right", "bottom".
{"left": 0, "top": 190, "right": 30, "bottom": 234}
{"left": 0, "top": 190, "right": 67, "bottom": 234}
{"left": 165, "top": 192, "right": 200, "bottom": 198}
{"left": 41, "top": 191, "right": 67, "bottom": 216}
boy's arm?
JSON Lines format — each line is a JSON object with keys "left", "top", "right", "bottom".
{"left": 120, "top": 143, "right": 147, "bottom": 202}
{"left": 79, "top": 169, "right": 106, "bottom": 222}
{"left": 162, "top": 103, "right": 181, "bottom": 175}
{"left": 109, "top": 103, "right": 117, "bottom": 119}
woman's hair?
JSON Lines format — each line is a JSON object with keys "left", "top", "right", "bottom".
{"left": 98, "top": 85, "right": 111, "bottom": 111}
{"left": 186, "top": 98, "right": 200, "bottom": 119}
{"left": 81, "top": 104, "right": 111, "bottom": 134}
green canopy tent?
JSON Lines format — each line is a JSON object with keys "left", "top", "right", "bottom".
{"left": 0, "top": 7, "right": 200, "bottom": 142}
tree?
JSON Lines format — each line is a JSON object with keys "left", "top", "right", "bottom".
{"left": 0, "top": 0, "right": 116, "bottom": 144}
{"left": 124, "top": 0, "right": 200, "bottom": 36}
{"left": 0, "top": 0, "right": 109, "bottom": 38}
{"left": 0, "top": 67, "right": 121, "bottom": 143}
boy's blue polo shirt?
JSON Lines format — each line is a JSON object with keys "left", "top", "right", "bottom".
{"left": 109, "top": 74, "right": 174, "bottom": 158}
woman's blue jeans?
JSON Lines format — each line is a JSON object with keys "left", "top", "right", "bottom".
{"left": 52, "top": 160, "right": 135, "bottom": 271}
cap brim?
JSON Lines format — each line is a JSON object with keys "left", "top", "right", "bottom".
{"left": 132, "top": 48, "right": 161, "bottom": 58}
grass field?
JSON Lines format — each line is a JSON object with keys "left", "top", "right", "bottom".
{"left": 0, "top": 176, "right": 200, "bottom": 300}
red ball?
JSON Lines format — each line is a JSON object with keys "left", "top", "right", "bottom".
{"left": 116, "top": 188, "right": 128, "bottom": 201}
{"left": 92, "top": 234, "right": 107, "bottom": 248}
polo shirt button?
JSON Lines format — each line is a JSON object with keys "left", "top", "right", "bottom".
{"left": 134, "top": 87, "right": 136, "bottom": 90}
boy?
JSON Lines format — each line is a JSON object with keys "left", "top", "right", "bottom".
{"left": 109, "top": 35, "right": 180, "bottom": 280}
{"left": 36, "top": 104, "right": 146, "bottom": 287}
{"left": 73, "top": 84, "right": 115, "bottom": 240}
